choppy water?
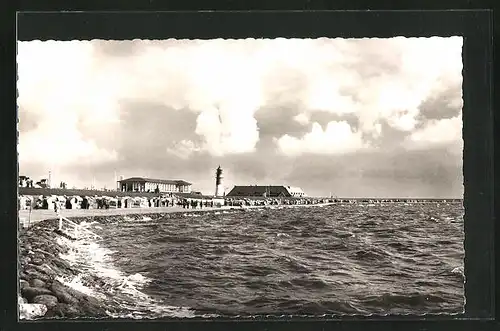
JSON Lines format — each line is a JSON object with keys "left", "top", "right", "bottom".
{"left": 63, "top": 202, "right": 465, "bottom": 318}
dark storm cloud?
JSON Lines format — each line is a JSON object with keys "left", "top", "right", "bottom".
{"left": 359, "top": 147, "right": 463, "bottom": 197}
{"left": 367, "top": 118, "right": 412, "bottom": 148}
{"left": 417, "top": 83, "right": 463, "bottom": 121}
{"left": 255, "top": 105, "right": 308, "bottom": 139}
{"left": 222, "top": 151, "right": 295, "bottom": 184}
{"left": 115, "top": 101, "right": 201, "bottom": 152}
{"left": 75, "top": 100, "right": 203, "bottom": 163}
{"left": 282, "top": 147, "right": 463, "bottom": 198}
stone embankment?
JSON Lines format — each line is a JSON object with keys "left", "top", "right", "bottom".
{"left": 18, "top": 219, "right": 119, "bottom": 319}
{"left": 18, "top": 205, "right": 337, "bottom": 319}
{"left": 18, "top": 211, "right": 210, "bottom": 319}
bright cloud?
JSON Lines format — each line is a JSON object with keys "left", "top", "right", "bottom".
{"left": 406, "top": 115, "right": 463, "bottom": 148}
{"left": 275, "top": 121, "right": 366, "bottom": 156}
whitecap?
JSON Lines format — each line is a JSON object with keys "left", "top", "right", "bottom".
{"left": 55, "top": 274, "right": 104, "bottom": 299}
{"left": 276, "top": 233, "right": 290, "bottom": 238}
{"left": 451, "top": 266, "right": 464, "bottom": 275}
{"left": 56, "top": 232, "right": 196, "bottom": 318}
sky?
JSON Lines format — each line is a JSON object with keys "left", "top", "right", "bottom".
{"left": 17, "top": 37, "right": 464, "bottom": 198}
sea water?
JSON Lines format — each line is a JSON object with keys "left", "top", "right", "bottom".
{"left": 60, "top": 201, "right": 464, "bottom": 318}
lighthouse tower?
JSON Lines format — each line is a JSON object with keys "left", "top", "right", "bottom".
{"left": 214, "top": 166, "right": 224, "bottom": 197}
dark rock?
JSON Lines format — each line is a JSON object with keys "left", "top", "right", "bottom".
{"left": 80, "top": 300, "right": 108, "bottom": 317}
{"left": 52, "top": 303, "right": 82, "bottom": 318}
{"left": 80, "top": 273, "right": 99, "bottom": 284}
{"left": 51, "top": 280, "right": 87, "bottom": 300}
{"left": 19, "top": 279, "right": 30, "bottom": 289}
{"left": 43, "top": 308, "right": 57, "bottom": 318}
{"left": 33, "top": 295, "right": 58, "bottom": 308}
{"left": 52, "top": 258, "right": 72, "bottom": 271}
{"left": 81, "top": 295, "right": 101, "bottom": 307}
{"left": 19, "top": 271, "right": 29, "bottom": 281}
{"left": 24, "top": 269, "right": 52, "bottom": 282}
{"left": 22, "top": 287, "right": 53, "bottom": 301}
{"left": 30, "top": 279, "right": 46, "bottom": 288}
{"left": 33, "top": 264, "right": 57, "bottom": 277}
{"left": 31, "top": 258, "right": 44, "bottom": 266}
{"left": 49, "top": 282, "right": 79, "bottom": 304}
{"left": 37, "top": 233, "right": 53, "bottom": 242}
{"left": 37, "top": 245, "right": 57, "bottom": 255}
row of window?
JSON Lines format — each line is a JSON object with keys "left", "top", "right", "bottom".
{"left": 120, "top": 181, "right": 192, "bottom": 193}
{"left": 145, "top": 182, "right": 181, "bottom": 192}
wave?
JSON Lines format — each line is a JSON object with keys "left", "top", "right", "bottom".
{"left": 20, "top": 202, "right": 464, "bottom": 318}
{"left": 361, "top": 292, "right": 448, "bottom": 308}
{"left": 55, "top": 222, "right": 195, "bottom": 319}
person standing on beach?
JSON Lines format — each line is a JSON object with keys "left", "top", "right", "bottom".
{"left": 54, "top": 200, "right": 60, "bottom": 215}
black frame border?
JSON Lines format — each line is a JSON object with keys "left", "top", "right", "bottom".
{"left": 1, "top": 5, "right": 496, "bottom": 331}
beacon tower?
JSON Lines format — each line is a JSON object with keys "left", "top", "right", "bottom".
{"left": 215, "top": 166, "right": 224, "bottom": 197}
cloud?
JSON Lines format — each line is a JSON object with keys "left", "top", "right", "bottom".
{"left": 275, "top": 121, "right": 366, "bottom": 156}
{"left": 17, "top": 37, "right": 463, "bottom": 196}
{"left": 406, "top": 115, "right": 463, "bottom": 150}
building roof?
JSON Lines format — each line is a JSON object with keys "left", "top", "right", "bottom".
{"left": 226, "top": 185, "right": 293, "bottom": 197}
{"left": 118, "top": 177, "right": 192, "bottom": 185}
{"left": 285, "top": 186, "right": 305, "bottom": 193}
{"left": 174, "top": 192, "right": 216, "bottom": 199}
{"left": 18, "top": 187, "right": 160, "bottom": 198}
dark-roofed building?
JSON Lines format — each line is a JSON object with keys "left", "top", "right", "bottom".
{"left": 226, "top": 185, "right": 305, "bottom": 198}
{"left": 117, "top": 177, "right": 192, "bottom": 194}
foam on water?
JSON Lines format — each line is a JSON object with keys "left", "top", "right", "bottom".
{"left": 56, "top": 221, "right": 196, "bottom": 318}
{"left": 182, "top": 213, "right": 201, "bottom": 217}
{"left": 56, "top": 274, "right": 104, "bottom": 299}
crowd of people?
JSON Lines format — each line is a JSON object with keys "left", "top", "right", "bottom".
{"left": 224, "top": 197, "right": 335, "bottom": 207}
{"left": 19, "top": 194, "right": 441, "bottom": 213}
{"left": 18, "top": 194, "right": 222, "bottom": 212}
{"left": 18, "top": 194, "right": 335, "bottom": 213}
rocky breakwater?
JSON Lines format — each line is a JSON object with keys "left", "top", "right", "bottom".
{"left": 18, "top": 219, "right": 118, "bottom": 319}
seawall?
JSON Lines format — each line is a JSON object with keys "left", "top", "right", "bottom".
{"left": 18, "top": 218, "right": 117, "bottom": 319}
{"left": 19, "top": 211, "right": 195, "bottom": 319}
{"left": 18, "top": 202, "right": 339, "bottom": 319}
{"left": 19, "top": 202, "right": 337, "bottom": 227}
{"left": 19, "top": 205, "right": 239, "bottom": 227}
{"left": 17, "top": 207, "right": 256, "bottom": 319}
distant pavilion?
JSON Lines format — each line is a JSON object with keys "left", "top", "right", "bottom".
{"left": 117, "top": 177, "right": 192, "bottom": 193}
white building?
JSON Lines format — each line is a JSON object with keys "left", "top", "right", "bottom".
{"left": 117, "top": 177, "right": 192, "bottom": 194}
{"left": 285, "top": 186, "right": 306, "bottom": 197}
